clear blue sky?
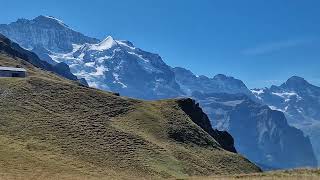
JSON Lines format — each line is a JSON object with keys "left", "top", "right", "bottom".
{"left": 1, "top": 0, "right": 320, "bottom": 88}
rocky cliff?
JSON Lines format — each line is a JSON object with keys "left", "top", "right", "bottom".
{"left": 193, "top": 91, "right": 317, "bottom": 169}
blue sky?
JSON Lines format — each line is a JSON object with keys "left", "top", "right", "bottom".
{"left": 1, "top": 0, "right": 320, "bottom": 88}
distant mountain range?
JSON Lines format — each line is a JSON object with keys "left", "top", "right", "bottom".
{"left": 193, "top": 91, "right": 317, "bottom": 169}
{"left": 173, "top": 67, "right": 254, "bottom": 97}
{"left": 0, "top": 15, "right": 318, "bottom": 169}
{"left": 252, "top": 76, "right": 320, "bottom": 164}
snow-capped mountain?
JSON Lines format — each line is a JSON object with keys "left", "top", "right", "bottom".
{"left": 0, "top": 15, "right": 98, "bottom": 53}
{"left": 50, "top": 36, "right": 183, "bottom": 99}
{"left": 1, "top": 15, "right": 319, "bottom": 169}
{"left": 193, "top": 91, "right": 317, "bottom": 169}
{"left": 0, "top": 16, "right": 183, "bottom": 99}
{"left": 0, "top": 15, "right": 259, "bottom": 100}
{"left": 0, "top": 16, "right": 259, "bottom": 100}
{"left": 252, "top": 76, "right": 320, "bottom": 163}
{"left": 0, "top": 33, "right": 87, "bottom": 85}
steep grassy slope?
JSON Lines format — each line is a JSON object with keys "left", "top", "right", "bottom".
{"left": 0, "top": 53, "right": 260, "bottom": 179}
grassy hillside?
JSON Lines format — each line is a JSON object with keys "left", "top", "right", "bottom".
{"left": 0, "top": 53, "right": 261, "bottom": 179}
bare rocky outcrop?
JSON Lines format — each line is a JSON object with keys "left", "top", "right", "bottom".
{"left": 177, "top": 98, "right": 237, "bottom": 153}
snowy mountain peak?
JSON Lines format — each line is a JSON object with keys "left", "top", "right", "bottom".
{"left": 101, "top": 36, "right": 114, "bottom": 44}
{"left": 91, "top": 36, "right": 117, "bottom": 51}
{"left": 280, "top": 76, "right": 310, "bottom": 90}
{"left": 0, "top": 15, "right": 99, "bottom": 53}
{"left": 285, "top": 76, "right": 308, "bottom": 85}
{"left": 34, "top": 15, "right": 68, "bottom": 27}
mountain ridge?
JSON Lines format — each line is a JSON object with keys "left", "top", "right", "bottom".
{"left": 0, "top": 38, "right": 261, "bottom": 178}
{"left": 0, "top": 15, "right": 99, "bottom": 53}
{"left": 0, "top": 33, "right": 87, "bottom": 85}
{"left": 1, "top": 15, "right": 255, "bottom": 100}
{"left": 252, "top": 76, "right": 320, "bottom": 163}
{"left": 192, "top": 91, "right": 317, "bottom": 169}
{"left": 1, "top": 15, "right": 319, "bottom": 169}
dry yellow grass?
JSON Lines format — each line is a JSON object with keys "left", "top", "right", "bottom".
{"left": 0, "top": 54, "right": 261, "bottom": 179}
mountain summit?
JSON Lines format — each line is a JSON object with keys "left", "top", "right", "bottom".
{"left": 33, "top": 15, "right": 69, "bottom": 28}
{"left": 280, "top": 76, "right": 311, "bottom": 89}
{"left": 252, "top": 76, "right": 320, "bottom": 163}
{"left": 0, "top": 15, "right": 98, "bottom": 52}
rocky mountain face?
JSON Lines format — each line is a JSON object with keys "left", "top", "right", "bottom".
{"left": 173, "top": 67, "right": 253, "bottom": 97}
{"left": 192, "top": 91, "right": 317, "bottom": 169}
{"left": 0, "top": 15, "right": 98, "bottom": 53}
{"left": 0, "top": 33, "right": 87, "bottom": 85}
{"left": 252, "top": 76, "right": 320, "bottom": 163}
{"left": 177, "top": 98, "right": 236, "bottom": 153}
{"left": 0, "top": 16, "right": 183, "bottom": 100}
{"left": 50, "top": 36, "right": 183, "bottom": 99}
{"left": 0, "top": 16, "right": 256, "bottom": 100}
{"left": 1, "top": 16, "right": 318, "bottom": 169}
